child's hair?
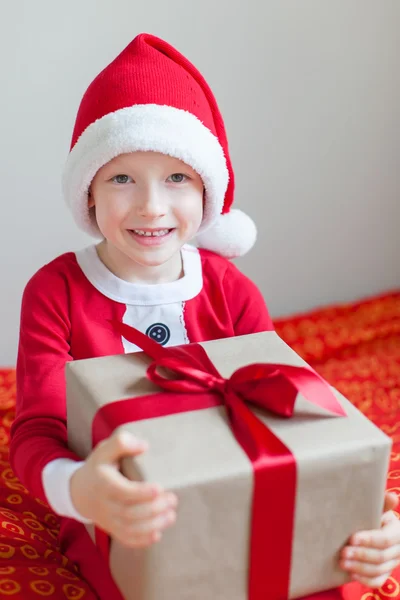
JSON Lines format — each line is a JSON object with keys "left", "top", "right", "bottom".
{"left": 62, "top": 33, "right": 257, "bottom": 259}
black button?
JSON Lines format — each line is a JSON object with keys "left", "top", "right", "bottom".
{"left": 146, "top": 323, "right": 171, "bottom": 346}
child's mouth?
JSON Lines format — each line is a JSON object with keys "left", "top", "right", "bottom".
{"left": 128, "top": 228, "right": 175, "bottom": 245}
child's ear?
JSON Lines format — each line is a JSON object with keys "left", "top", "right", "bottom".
{"left": 87, "top": 188, "right": 95, "bottom": 208}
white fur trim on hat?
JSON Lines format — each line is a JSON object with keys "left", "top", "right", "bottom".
{"left": 196, "top": 208, "right": 257, "bottom": 258}
{"left": 63, "top": 104, "right": 229, "bottom": 239}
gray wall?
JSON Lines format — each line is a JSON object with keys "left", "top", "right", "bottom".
{"left": 1, "top": 0, "right": 399, "bottom": 365}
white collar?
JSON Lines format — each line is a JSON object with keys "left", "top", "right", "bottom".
{"left": 75, "top": 244, "right": 203, "bottom": 306}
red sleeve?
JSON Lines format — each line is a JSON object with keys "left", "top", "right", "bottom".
{"left": 10, "top": 266, "right": 81, "bottom": 502}
{"left": 223, "top": 262, "right": 274, "bottom": 335}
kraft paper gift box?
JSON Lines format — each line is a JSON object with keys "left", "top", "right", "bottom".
{"left": 66, "top": 327, "right": 391, "bottom": 600}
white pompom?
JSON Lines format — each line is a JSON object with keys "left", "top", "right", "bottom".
{"left": 196, "top": 208, "right": 257, "bottom": 258}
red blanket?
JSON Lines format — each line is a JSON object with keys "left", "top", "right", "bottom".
{"left": 0, "top": 291, "right": 399, "bottom": 599}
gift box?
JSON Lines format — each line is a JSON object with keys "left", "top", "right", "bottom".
{"left": 66, "top": 327, "right": 391, "bottom": 600}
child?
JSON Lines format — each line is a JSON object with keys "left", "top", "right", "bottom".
{"left": 10, "top": 33, "right": 400, "bottom": 599}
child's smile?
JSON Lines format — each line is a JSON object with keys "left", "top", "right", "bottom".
{"left": 128, "top": 227, "right": 175, "bottom": 246}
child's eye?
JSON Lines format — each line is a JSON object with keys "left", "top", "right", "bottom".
{"left": 111, "top": 174, "right": 133, "bottom": 184}
{"left": 168, "top": 173, "right": 188, "bottom": 183}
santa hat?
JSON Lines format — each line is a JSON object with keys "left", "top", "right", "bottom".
{"left": 63, "top": 33, "right": 257, "bottom": 258}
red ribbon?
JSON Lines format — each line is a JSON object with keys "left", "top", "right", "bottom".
{"left": 92, "top": 323, "right": 346, "bottom": 600}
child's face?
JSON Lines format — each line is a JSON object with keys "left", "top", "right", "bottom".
{"left": 89, "top": 152, "right": 204, "bottom": 272}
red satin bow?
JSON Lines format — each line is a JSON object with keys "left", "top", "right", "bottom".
{"left": 93, "top": 322, "right": 345, "bottom": 600}
{"left": 117, "top": 320, "right": 345, "bottom": 420}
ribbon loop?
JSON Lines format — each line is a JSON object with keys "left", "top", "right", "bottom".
{"left": 147, "top": 357, "right": 225, "bottom": 394}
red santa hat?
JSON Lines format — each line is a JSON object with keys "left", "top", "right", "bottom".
{"left": 63, "top": 33, "right": 257, "bottom": 258}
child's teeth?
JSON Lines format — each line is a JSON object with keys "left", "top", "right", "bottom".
{"left": 134, "top": 229, "right": 170, "bottom": 237}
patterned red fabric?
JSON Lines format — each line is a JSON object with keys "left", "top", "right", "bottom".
{"left": 0, "top": 290, "right": 399, "bottom": 599}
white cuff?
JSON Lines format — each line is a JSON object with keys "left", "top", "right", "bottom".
{"left": 42, "top": 458, "right": 92, "bottom": 524}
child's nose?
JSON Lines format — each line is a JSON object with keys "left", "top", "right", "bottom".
{"left": 137, "top": 188, "right": 167, "bottom": 218}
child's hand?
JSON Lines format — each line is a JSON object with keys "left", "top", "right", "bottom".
{"left": 70, "top": 430, "right": 177, "bottom": 548}
{"left": 340, "top": 491, "right": 400, "bottom": 588}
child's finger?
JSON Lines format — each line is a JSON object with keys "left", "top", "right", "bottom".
{"left": 341, "top": 543, "right": 400, "bottom": 565}
{"left": 125, "top": 509, "right": 176, "bottom": 536}
{"left": 383, "top": 492, "right": 399, "bottom": 513}
{"left": 340, "top": 557, "right": 399, "bottom": 578}
{"left": 350, "top": 572, "right": 391, "bottom": 589}
{"left": 102, "top": 467, "right": 162, "bottom": 503}
{"left": 351, "top": 520, "right": 400, "bottom": 549}
{"left": 118, "top": 492, "right": 177, "bottom": 521}
{"left": 109, "top": 494, "right": 176, "bottom": 529}
{"left": 114, "top": 528, "right": 163, "bottom": 549}
{"left": 112, "top": 510, "right": 176, "bottom": 547}
{"left": 382, "top": 510, "right": 398, "bottom": 527}
{"left": 94, "top": 431, "right": 148, "bottom": 464}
